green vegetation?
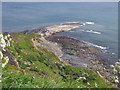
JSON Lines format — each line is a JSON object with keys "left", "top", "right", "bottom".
{"left": 2, "top": 33, "right": 116, "bottom": 88}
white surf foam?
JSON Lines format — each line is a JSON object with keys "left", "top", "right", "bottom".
{"left": 86, "top": 30, "right": 101, "bottom": 35}
{"left": 66, "top": 22, "right": 80, "bottom": 23}
{"left": 82, "top": 41, "right": 107, "bottom": 50}
{"left": 93, "top": 45, "right": 107, "bottom": 50}
{"left": 112, "top": 53, "right": 115, "bottom": 55}
{"left": 85, "top": 22, "right": 95, "bottom": 25}
{"left": 81, "top": 30, "right": 85, "bottom": 32}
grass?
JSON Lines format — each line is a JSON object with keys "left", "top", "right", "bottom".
{"left": 2, "top": 33, "right": 116, "bottom": 88}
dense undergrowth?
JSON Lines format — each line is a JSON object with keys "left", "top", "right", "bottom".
{"left": 2, "top": 33, "right": 116, "bottom": 88}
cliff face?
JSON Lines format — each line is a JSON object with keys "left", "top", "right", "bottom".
{"left": 1, "top": 33, "right": 117, "bottom": 88}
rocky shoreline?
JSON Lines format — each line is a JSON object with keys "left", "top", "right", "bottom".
{"left": 31, "top": 25, "right": 79, "bottom": 37}
{"left": 30, "top": 23, "right": 115, "bottom": 81}
{"left": 46, "top": 35, "right": 114, "bottom": 81}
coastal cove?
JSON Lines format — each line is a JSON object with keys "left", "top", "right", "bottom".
{"left": 23, "top": 21, "right": 117, "bottom": 65}
{"left": 19, "top": 22, "right": 116, "bottom": 81}
{"left": 2, "top": 2, "right": 119, "bottom": 88}
{"left": 1, "top": 23, "right": 119, "bottom": 88}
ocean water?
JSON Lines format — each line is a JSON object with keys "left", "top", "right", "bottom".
{"left": 2, "top": 2, "right": 118, "bottom": 64}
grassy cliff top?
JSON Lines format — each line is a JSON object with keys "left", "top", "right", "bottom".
{"left": 2, "top": 33, "right": 117, "bottom": 88}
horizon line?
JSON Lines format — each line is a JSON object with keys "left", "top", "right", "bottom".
{"left": 1, "top": 0, "right": 120, "bottom": 2}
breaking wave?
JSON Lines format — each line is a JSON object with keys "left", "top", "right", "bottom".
{"left": 61, "top": 21, "right": 95, "bottom": 26}
{"left": 86, "top": 30, "right": 101, "bottom": 34}
{"left": 83, "top": 41, "right": 108, "bottom": 50}
{"left": 85, "top": 22, "right": 95, "bottom": 25}
{"left": 80, "top": 29, "right": 101, "bottom": 35}
{"left": 93, "top": 44, "right": 107, "bottom": 50}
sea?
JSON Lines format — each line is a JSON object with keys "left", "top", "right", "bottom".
{"left": 2, "top": 2, "right": 118, "bottom": 64}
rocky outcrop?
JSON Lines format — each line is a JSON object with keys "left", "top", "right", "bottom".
{"left": 32, "top": 25, "right": 79, "bottom": 37}
{"left": 2, "top": 50, "right": 19, "bottom": 68}
{"left": 46, "top": 35, "right": 114, "bottom": 81}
